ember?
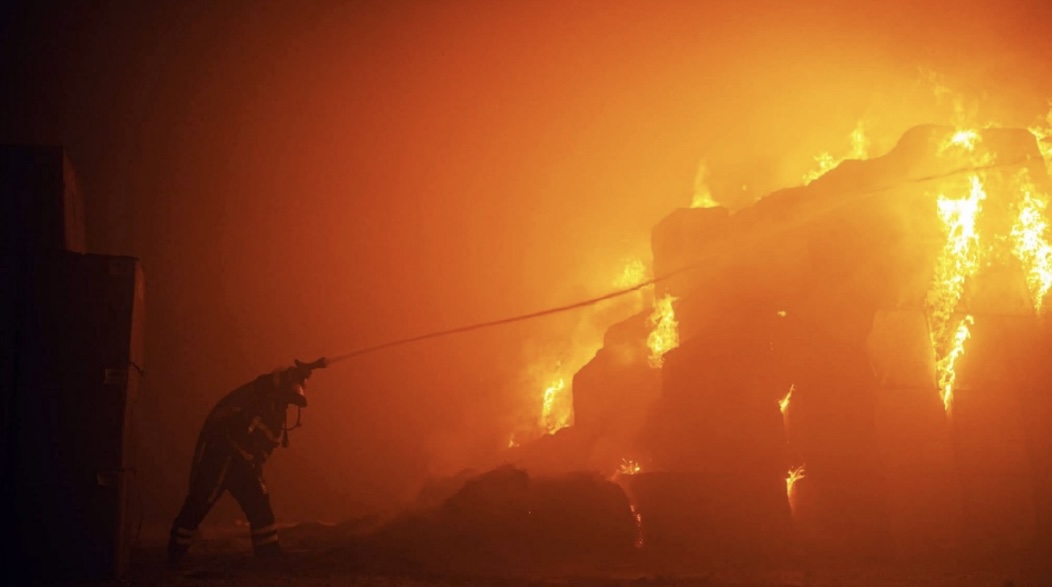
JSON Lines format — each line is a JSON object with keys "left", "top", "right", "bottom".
{"left": 619, "top": 458, "right": 642, "bottom": 476}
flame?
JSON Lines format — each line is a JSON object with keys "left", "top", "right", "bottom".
{"left": 803, "top": 152, "right": 838, "bottom": 185}
{"left": 690, "top": 160, "right": 718, "bottom": 208}
{"left": 523, "top": 258, "right": 652, "bottom": 440}
{"left": 786, "top": 465, "right": 806, "bottom": 513}
{"left": 803, "top": 120, "right": 869, "bottom": 185}
{"left": 619, "top": 458, "right": 642, "bottom": 476}
{"left": 938, "top": 127, "right": 996, "bottom": 167}
{"left": 926, "top": 173, "right": 986, "bottom": 412}
{"left": 935, "top": 315, "right": 973, "bottom": 415}
{"left": 850, "top": 121, "right": 870, "bottom": 159}
{"left": 1010, "top": 171, "right": 1052, "bottom": 313}
{"left": 629, "top": 503, "right": 645, "bottom": 549}
{"left": 778, "top": 384, "right": 795, "bottom": 416}
{"left": 507, "top": 434, "right": 519, "bottom": 449}
{"left": 615, "top": 257, "right": 648, "bottom": 289}
{"left": 646, "top": 294, "right": 679, "bottom": 368}
{"left": 540, "top": 377, "right": 571, "bottom": 434}
{"left": 940, "top": 129, "right": 980, "bottom": 153}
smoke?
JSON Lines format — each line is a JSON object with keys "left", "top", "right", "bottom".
{"left": 6, "top": 0, "right": 1052, "bottom": 532}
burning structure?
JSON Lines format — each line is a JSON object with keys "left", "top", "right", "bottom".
{"left": 472, "top": 121, "right": 1052, "bottom": 570}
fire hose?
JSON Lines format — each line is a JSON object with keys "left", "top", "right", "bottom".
{"left": 275, "top": 155, "right": 1033, "bottom": 464}
{"left": 307, "top": 156, "right": 1030, "bottom": 368}
{"left": 304, "top": 156, "right": 1032, "bottom": 371}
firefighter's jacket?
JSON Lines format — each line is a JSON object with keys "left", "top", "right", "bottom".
{"left": 199, "top": 373, "right": 289, "bottom": 466}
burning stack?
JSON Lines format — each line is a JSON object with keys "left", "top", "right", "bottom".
{"left": 571, "top": 123, "right": 1052, "bottom": 565}
{"left": 386, "top": 122, "right": 1052, "bottom": 573}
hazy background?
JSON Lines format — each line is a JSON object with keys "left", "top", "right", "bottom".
{"left": 3, "top": 0, "right": 1052, "bottom": 532}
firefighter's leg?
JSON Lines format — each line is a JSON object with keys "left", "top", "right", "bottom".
{"left": 226, "top": 459, "right": 281, "bottom": 556}
{"left": 168, "top": 438, "right": 233, "bottom": 563}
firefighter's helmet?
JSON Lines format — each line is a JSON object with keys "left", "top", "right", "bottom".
{"left": 271, "top": 368, "right": 308, "bottom": 408}
{"left": 288, "top": 381, "right": 307, "bottom": 408}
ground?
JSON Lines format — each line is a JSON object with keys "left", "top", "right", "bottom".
{"left": 82, "top": 524, "right": 1041, "bottom": 587}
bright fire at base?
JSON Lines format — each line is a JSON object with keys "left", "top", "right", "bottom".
{"left": 647, "top": 294, "right": 679, "bottom": 368}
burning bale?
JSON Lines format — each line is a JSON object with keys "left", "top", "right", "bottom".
{"left": 355, "top": 122, "right": 1052, "bottom": 575}
{"left": 561, "top": 122, "right": 1052, "bottom": 567}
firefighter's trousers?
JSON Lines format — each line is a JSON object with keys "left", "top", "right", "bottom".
{"left": 168, "top": 435, "right": 279, "bottom": 561}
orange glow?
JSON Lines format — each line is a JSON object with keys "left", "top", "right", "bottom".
{"left": 646, "top": 294, "right": 679, "bottom": 368}
{"left": 28, "top": 0, "right": 1052, "bottom": 539}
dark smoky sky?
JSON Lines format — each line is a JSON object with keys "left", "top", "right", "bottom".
{"left": 4, "top": 0, "right": 1052, "bottom": 529}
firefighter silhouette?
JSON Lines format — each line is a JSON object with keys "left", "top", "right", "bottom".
{"left": 168, "top": 360, "right": 323, "bottom": 563}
